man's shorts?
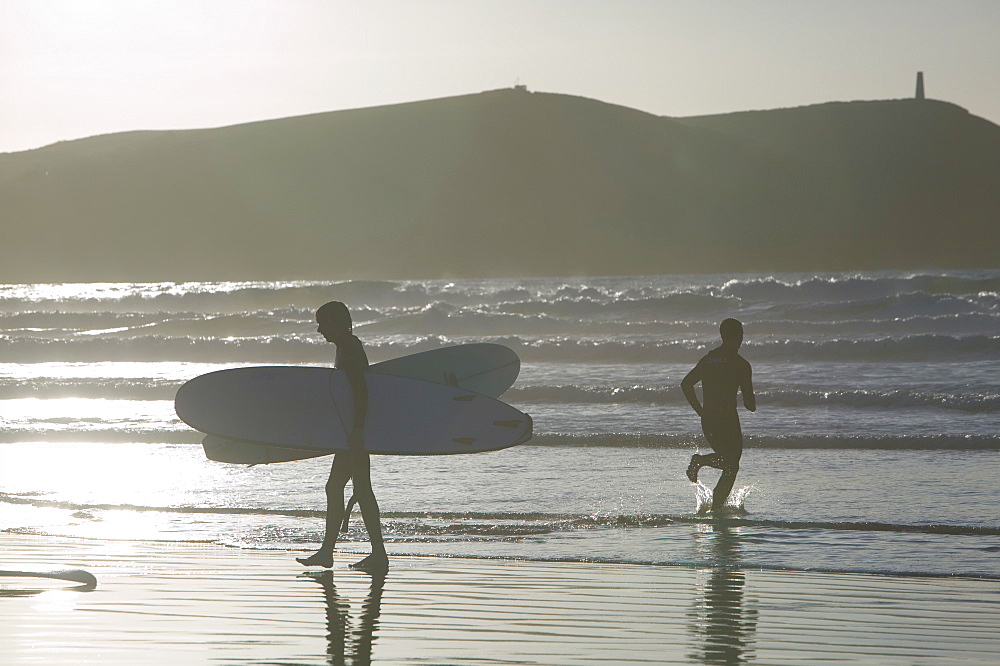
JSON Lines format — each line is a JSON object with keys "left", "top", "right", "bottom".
{"left": 701, "top": 412, "right": 743, "bottom": 461}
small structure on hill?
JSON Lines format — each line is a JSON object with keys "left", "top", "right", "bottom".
{"left": 915, "top": 72, "right": 925, "bottom": 100}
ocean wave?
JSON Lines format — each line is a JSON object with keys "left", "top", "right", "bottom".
{"left": 756, "top": 388, "right": 1000, "bottom": 413}
{"left": 0, "top": 379, "right": 178, "bottom": 401}
{"left": 508, "top": 385, "right": 998, "bottom": 412}
{"left": 528, "top": 433, "right": 1000, "bottom": 450}
{"left": 745, "top": 334, "right": 1000, "bottom": 362}
{"left": 0, "top": 429, "right": 202, "bottom": 444}
{"left": 759, "top": 291, "right": 996, "bottom": 322}
{"left": 0, "top": 281, "right": 414, "bottom": 313}
{"left": 719, "top": 273, "right": 1000, "bottom": 302}
{"left": 356, "top": 305, "right": 712, "bottom": 337}
{"left": 744, "top": 313, "right": 1000, "bottom": 337}
{"left": 496, "top": 292, "right": 741, "bottom": 318}
{"left": 3, "top": 275, "right": 998, "bottom": 356}
{"left": 5, "top": 302, "right": 998, "bottom": 342}
{"left": 0, "top": 310, "right": 311, "bottom": 339}
{"left": 3, "top": 495, "right": 996, "bottom": 539}
{"left": 0, "top": 333, "right": 513, "bottom": 364}
{"left": 1, "top": 428, "right": 994, "bottom": 449}
{"left": 0, "top": 493, "right": 326, "bottom": 518}
{"left": 0, "top": 336, "right": 330, "bottom": 363}
{"left": 504, "top": 335, "right": 1000, "bottom": 364}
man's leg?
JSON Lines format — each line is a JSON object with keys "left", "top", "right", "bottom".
{"left": 298, "top": 453, "right": 352, "bottom": 567}
{"left": 710, "top": 417, "right": 743, "bottom": 510}
{"left": 711, "top": 455, "right": 740, "bottom": 511}
{"left": 689, "top": 414, "right": 728, "bottom": 482}
{"left": 348, "top": 451, "right": 389, "bottom": 571}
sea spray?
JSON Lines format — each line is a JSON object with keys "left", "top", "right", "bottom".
{"left": 694, "top": 483, "right": 755, "bottom": 516}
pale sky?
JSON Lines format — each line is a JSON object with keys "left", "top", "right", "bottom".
{"left": 2, "top": 0, "right": 998, "bottom": 153}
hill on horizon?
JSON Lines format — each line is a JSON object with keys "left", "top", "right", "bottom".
{"left": 2, "top": 89, "right": 998, "bottom": 282}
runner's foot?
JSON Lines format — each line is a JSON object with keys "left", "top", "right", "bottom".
{"left": 296, "top": 551, "right": 334, "bottom": 568}
{"left": 686, "top": 455, "right": 701, "bottom": 483}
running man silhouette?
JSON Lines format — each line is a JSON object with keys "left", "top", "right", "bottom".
{"left": 681, "top": 318, "right": 756, "bottom": 512}
{"left": 297, "top": 301, "right": 388, "bottom": 572}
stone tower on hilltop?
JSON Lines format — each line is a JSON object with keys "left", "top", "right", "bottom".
{"left": 915, "top": 72, "right": 925, "bottom": 100}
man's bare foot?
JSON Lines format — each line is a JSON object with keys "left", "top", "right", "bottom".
{"left": 349, "top": 554, "right": 388, "bottom": 573}
{"left": 686, "top": 454, "right": 701, "bottom": 483}
{"left": 296, "top": 551, "right": 334, "bottom": 568}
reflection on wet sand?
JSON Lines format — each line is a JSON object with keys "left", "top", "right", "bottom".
{"left": 0, "top": 584, "right": 94, "bottom": 598}
{"left": 301, "top": 570, "right": 386, "bottom": 665}
{"left": 688, "top": 523, "right": 759, "bottom": 664}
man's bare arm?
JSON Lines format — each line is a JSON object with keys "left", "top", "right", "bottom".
{"left": 681, "top": 365, "right": 704, "bottom": 417}
{"left": 345, "top": 365, "right": 368, "bottom": 446}
{"left": 741, "top": 366, "right": 756, "bottom": 412}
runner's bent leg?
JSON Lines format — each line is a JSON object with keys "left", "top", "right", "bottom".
{"left": 711, "top": 419, "right": 743, "bottom": 510}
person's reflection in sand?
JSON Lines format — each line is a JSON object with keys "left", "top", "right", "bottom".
{"left": 301, "top": 570, "right": 386, "bottom": 665}
{"left": 688, "top": 523, "right": 758, "bottom": 665}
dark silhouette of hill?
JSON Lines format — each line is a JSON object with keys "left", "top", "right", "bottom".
{"left": 1, "top": 90, "right": 997, "bottom": 281}
{"left": 676, "top": 99, "right": 1000, "bottom": 270}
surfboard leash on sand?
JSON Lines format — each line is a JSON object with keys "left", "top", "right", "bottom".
{"left": 341, "top": 493, "right": 358, "bottom": 532}
{"left": 0, "top": 569, "right": 97, "bottom": 589}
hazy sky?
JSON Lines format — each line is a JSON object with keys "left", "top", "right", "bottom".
{"left": 2, "top": 0, "right": 998, "bottom": 153}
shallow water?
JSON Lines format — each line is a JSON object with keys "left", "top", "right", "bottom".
{"left": 2, "top": 443, "right": 997, "bottom": 579}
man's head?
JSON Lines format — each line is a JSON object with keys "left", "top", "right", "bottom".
{"left": 316, "top": 301, "right": 352, "bottom": 342}
{"left": 719, "top": 318, "right": 744, "bottom": 348}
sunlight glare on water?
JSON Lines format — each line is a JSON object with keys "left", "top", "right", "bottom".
{"left": 0, "top": 443, "right": 220, "bottom": 517}
{"left": 0, "top": 398, "right": 174, "bottom": 436}
{"left": 0, "top": 361, "right": 233, "bottom": 382}
{"left": 0, "top": 283, "right": 146, "bottom": 303}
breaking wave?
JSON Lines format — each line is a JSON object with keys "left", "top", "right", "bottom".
{"left": 4, "top": 494, "right": 997, "bottom": 539}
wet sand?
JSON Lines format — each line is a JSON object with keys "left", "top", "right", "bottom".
{"left": 1, "top": 534, "right": 997, "bottom": 664}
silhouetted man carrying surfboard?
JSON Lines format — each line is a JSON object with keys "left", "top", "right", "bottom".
{"left": 297, "top": 301, "right": 388, "bottom": 572}
{"left": 681, "top": 318, "right": 756, "bottom": 512}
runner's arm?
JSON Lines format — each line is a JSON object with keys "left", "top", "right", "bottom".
{"left": 741, "top": 363, "right": 756, "bottom": 412}
{"left": 681, "top": 364, "right": 704, "bottom": 417}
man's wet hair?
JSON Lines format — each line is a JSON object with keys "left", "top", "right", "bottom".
{"left": 720, "top": 318, "right": 743, "bottom": 342}
{"left": 317, "top": 300, "right": 352, "bottom": 331}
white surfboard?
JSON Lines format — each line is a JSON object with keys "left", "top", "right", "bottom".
{"left": 200, "top": 344, "right": 523, "bottom": 463}
{"left": 201, "top": 436, "right": 326, "bottom": 465}
{"left": 176, "top": 367, "right": 531, "bottom": 456}
{"left": 371, "top": 343, "right": 519, "bottom": 397}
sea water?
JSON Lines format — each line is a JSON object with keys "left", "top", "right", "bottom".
{"left": 0, "top": 271, "right": 997, "bottom": 579}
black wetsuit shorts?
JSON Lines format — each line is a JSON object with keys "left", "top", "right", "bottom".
{"left": 701, "top": 412, "right": 743, "bottom": 461}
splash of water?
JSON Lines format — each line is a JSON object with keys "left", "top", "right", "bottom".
{"left": 694, "top": 483, "right": 755, "bottom": 516}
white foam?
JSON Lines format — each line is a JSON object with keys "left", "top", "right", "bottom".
{"left": 694, "top": 482, "right": 754, "bottom": 515}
